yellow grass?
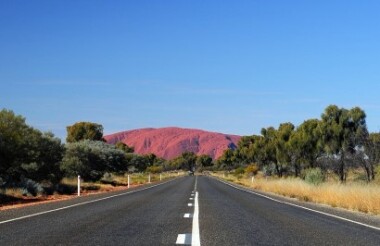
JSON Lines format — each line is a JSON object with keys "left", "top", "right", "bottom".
{"left": 212, "top": 172, "right": 380, "bottom": 215}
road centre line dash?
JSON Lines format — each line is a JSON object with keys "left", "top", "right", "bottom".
{"left": 176, "top": 234, "right": 192, "bottom": 244}
{"left": 184, "top": 213, "right": 192, "bottom": 218}
{"left": 0, "top": 178, "right": 178, "bottom": 225}
{"left": 215, "top": 177, "right": 380, "bottom": 232}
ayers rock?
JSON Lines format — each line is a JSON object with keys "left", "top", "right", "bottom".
{"left": 104, "top": 127, "right": 241, "bottom": 160}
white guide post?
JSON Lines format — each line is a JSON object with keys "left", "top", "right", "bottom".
{"left": 148, "top": 174, "right": 151, "bottom": 183}
{"left": 127, "top": 175, "right": 130, "bottom": 188}
{"left": 77, "top": 175, "right": 81, "bottom": 196}
{"left": 251, "top": 176, "right": 255, "bottom": 183}
{"left": 160, "top": 174, "right": 162, "bottom": 181}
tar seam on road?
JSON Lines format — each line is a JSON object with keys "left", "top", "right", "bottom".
{"left": 214, "top": 177, "right": 380, "bottom": 232}
{"left": 0, "top": 178, "right": 178, "bottom": 225}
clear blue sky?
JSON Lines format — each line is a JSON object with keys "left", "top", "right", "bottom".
{"left": 1, "top": 1, "right": 380, "bottom": 140}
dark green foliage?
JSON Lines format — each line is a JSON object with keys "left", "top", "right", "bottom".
{"left": 196, "top": 155, "right": 213, "bottom": 169}
{"left": 61, "top": 140, "right": 126, "bottom": 181}
{"left": 180, "top": 152, "right": 197, "bottom": 171}
{"left": 66, "top": 122, "right": 104, "bottom": 143}
{"left": 115, "top": 141, "right": 134, "bottom": 153}
{"left": 0, "top": 109, "right": 64, "bottom": 184}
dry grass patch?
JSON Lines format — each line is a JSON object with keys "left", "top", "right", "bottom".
{"left": 212, "top": 172, "right": 380, "bottom": 215}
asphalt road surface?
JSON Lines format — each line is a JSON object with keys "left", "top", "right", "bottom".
{"left": 0, "top": 176, "right": 379, "bottom": 245}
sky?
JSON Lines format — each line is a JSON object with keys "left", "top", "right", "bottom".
{"left": 1, "top": 0, "right": 380, "bottom": 140}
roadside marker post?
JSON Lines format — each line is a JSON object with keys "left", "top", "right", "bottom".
{"left": 160, "top": 174, "right": 162, "bottom": 181}
{"left": 77, "top": 175, "right": 81, "bottom": 197}
{"left": 128, "top": 175, "right": 130, "bottom": 188}
{"left": 148, "top": 174, "right": 151, "bottom": 183}
{"left": 251, "top": 176, "right": 255, "bottom": 183}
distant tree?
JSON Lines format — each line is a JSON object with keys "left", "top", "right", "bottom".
{"left": 66, "top": 122, "right": 104, "bottom": 143}
{"left": 127, "top": 154, "right": 150, "bottom": 172}
{"left": 216, "top": 148, "right": 236, "bottom": 170}
{"left": 180, "top": 152, "right": 197, "bottom": 171}
{"left": 196, "top": 154, "right": 213, "bottom": 170}
{"left": 115, "top": 141, "right": 134, "bottom": 153}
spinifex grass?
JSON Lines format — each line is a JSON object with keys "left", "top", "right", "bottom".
{"left": 213, "top": 172, "right": 380, "bottom": 215}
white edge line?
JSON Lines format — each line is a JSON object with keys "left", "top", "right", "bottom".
{"left": 214, "top": 177, "right": 380, "bottom": 232}
{"left": 0, "top": 178, "right": 178, "bottom": 225}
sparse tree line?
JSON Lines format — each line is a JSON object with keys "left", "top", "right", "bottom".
{"left": 0, "top": 109, "right": 212, "bottom": 196}
{"left": 215, "top": 105, "right": 380, "bottom": 182}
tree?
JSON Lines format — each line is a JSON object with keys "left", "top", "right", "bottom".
{"left": 66, "top": 122, "right": 104, "bottom": 143}
{"left": 257, "top": 127, "right": 280, "bottom": 176}
{"left": 216, "top": 148, "right": 236, "bottom": 170}
{"left": 289, "top": 119, "right": 323, "bottom": 174}
{"left": 196, "top": 154, "right": 213, "bottom": 170}
{"left": 275, "top": 123, "right": 295, "bottom": 176}
{"left": 320, "top": 105, "right": 367, "bottom": 182}
{"left": 180, "top": 152, "right": 197, "bottom": 171}
{"left": 359, "top": 132, "right": 379, "bottom": 181}
{"left": 21, "top": 132, "right": 65, "bottom": 183}
{"left": 0, "top": 109, "right": 64, "bottom": 184}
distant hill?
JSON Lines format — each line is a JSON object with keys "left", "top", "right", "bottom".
{"left": 104, "top": 127, "right": 241, "bottom": 160}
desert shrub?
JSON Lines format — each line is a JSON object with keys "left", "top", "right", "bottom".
{"left": 245, "top": 164, "right": 259, "bottom": 176}
{"left": 234, "top": 167, "right": 245, "bottom": 177}
{"left": 19, "top": 178, "right": 44, "bottom": 197}
{"left": 262, "top": 164, "right": 276, "bottom": 176}
{"left": 146, "top": 165, "right": 163, "bottom": 173}
{"left": 61, "top": 140, "right": 126, "bottom": 181}
{"left": 304, "top": 168, "right": 325, "bottom": 185}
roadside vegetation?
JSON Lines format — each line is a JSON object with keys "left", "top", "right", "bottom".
{"left": 211, "top": 170, "right": 380, "bottom": 215}
{"left": 213, "top": 105, "right": 380, "bottom": 215}
{"left": 0, "top": 109, "right": 204, "bottom": 206}
{"left": 2, "top": 104, "right": 380, "bottom": 214}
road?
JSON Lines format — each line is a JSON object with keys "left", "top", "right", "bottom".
{"left": 0, "top": 176, "right": 379, "bottom": 245}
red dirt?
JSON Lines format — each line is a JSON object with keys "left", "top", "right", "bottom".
{"left": 104, "top": 127, "right": 241, "bottom": 159}
{"left": 0, "top": 185, "right": 139, "bottom": 211}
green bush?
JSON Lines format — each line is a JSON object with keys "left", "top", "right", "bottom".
{"left": 61, "top": 140, "right": 126, "bottom": 181}
{"left": 304, "top": 168, "right": 325, "bottom": 185}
